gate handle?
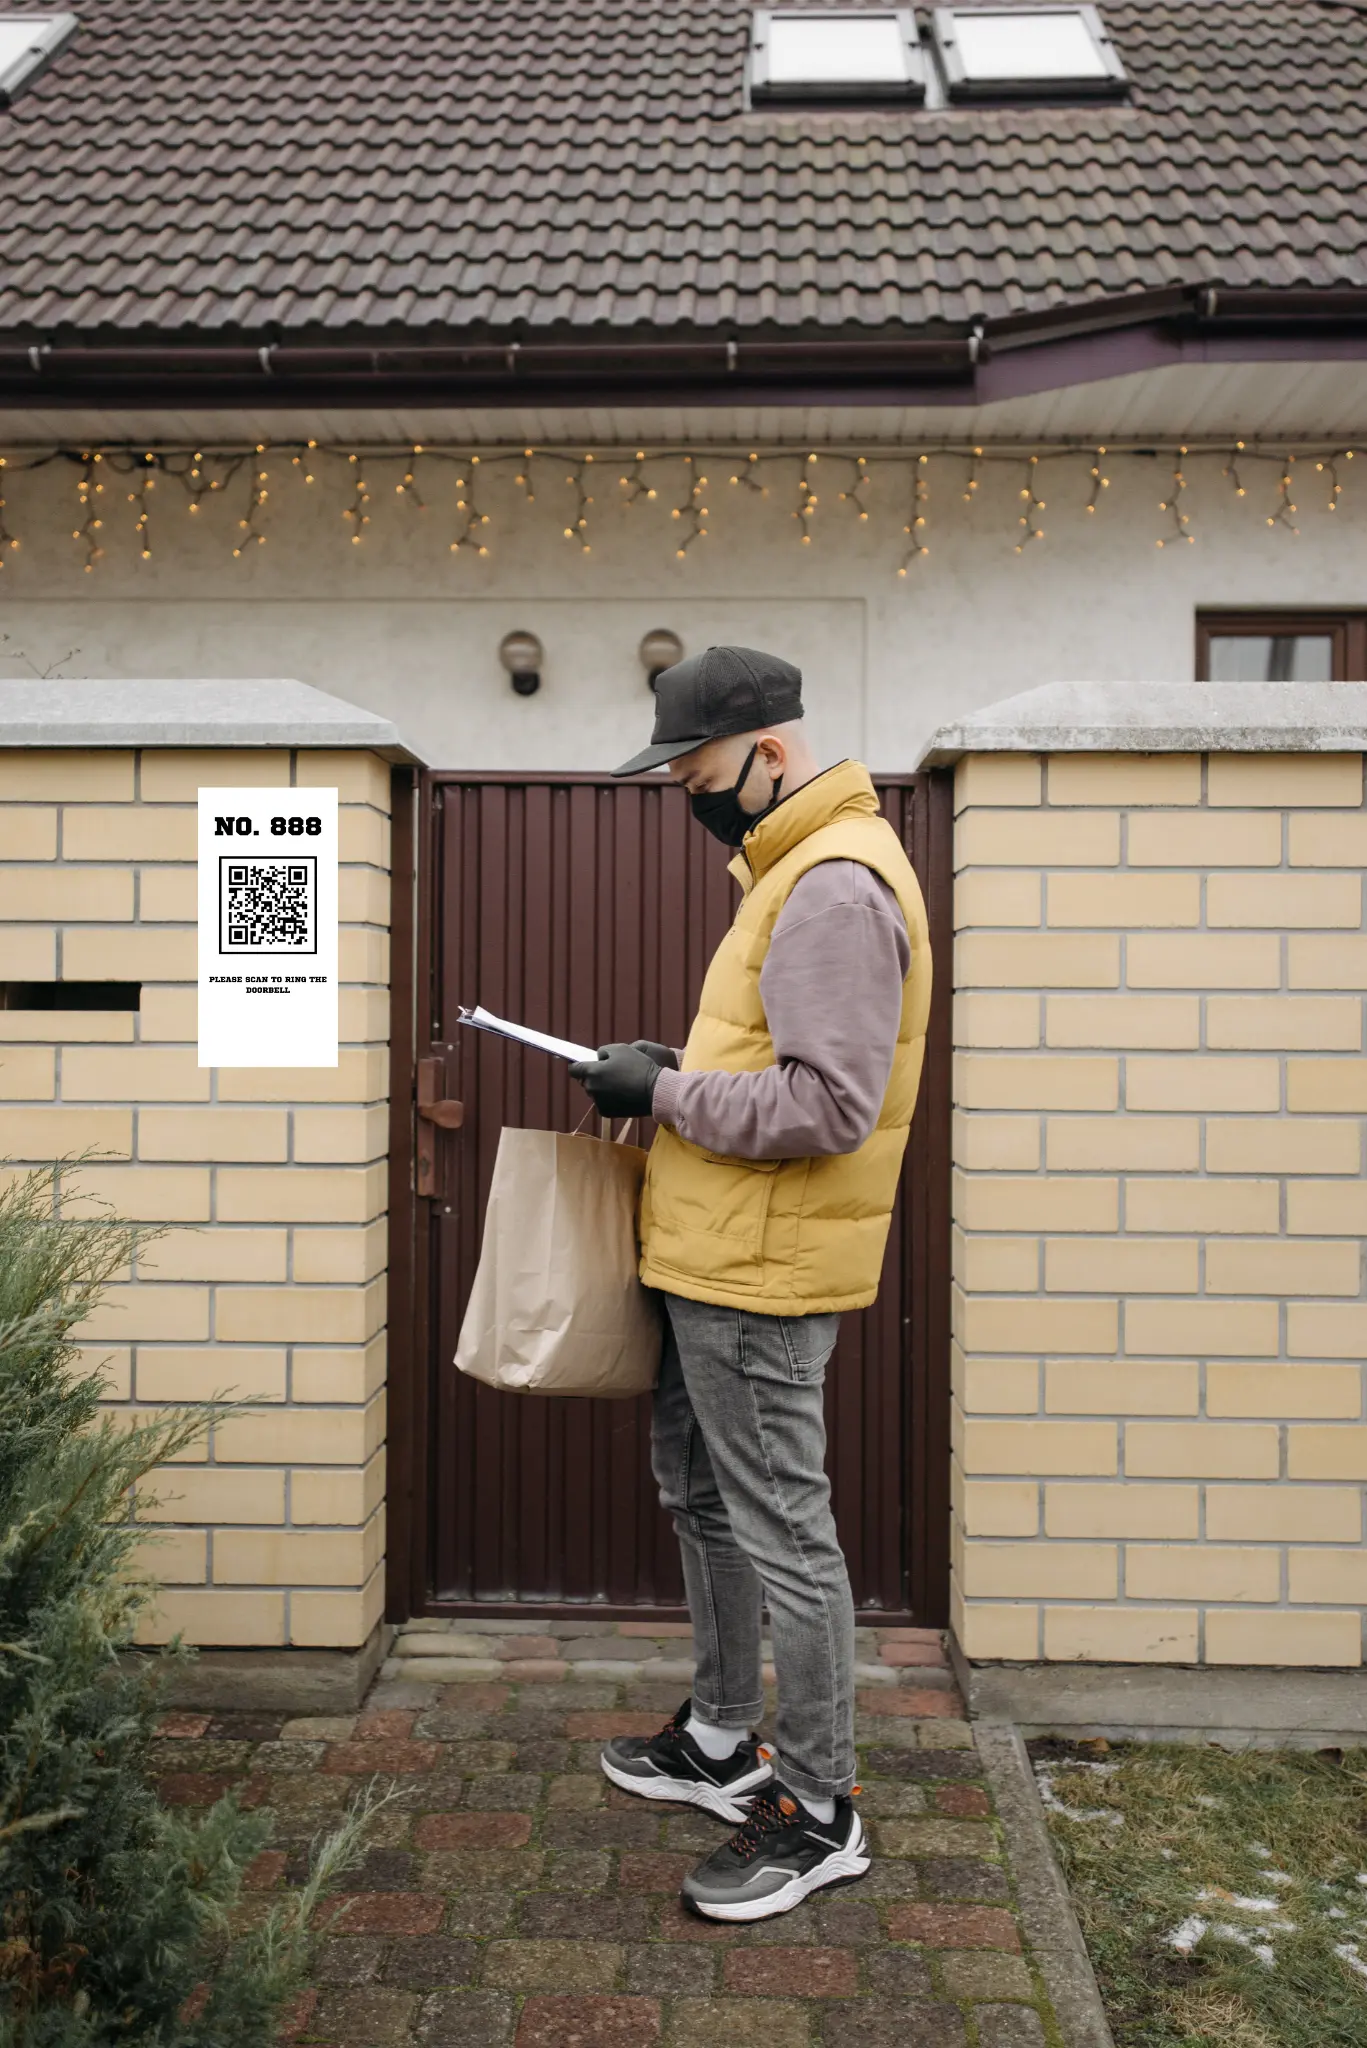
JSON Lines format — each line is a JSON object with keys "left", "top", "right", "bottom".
{"left": 417, "top": 1058, "right": 464, "bottom": 1130}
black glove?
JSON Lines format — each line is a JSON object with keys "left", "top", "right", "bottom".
{"left": 569, "top": 1041, "right": 662, "bottom": 1118}
{"left": 631, "top": 1040, "right": 679, "bottom": 1071}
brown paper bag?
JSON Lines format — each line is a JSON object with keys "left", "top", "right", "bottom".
{"left": 454, "top": 1126, "right": 662, "bottom": 1397}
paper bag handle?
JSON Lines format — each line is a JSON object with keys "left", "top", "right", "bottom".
{"left": 571, "top": 1105, "right": 639, "bottom": 1145}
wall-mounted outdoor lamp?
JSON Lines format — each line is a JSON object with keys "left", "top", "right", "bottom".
{"left": 499, "top": 629, "right": 543, "bottom": 696}
{"left": 638, "top": 628, "right": 683, "bottom": 690}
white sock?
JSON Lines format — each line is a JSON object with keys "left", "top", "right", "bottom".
{"left": 685, "top": 1714, "right": 747, "bottom": 1760}
{"left": 800, "top": 1793, "right": 837, "bottom": 1823}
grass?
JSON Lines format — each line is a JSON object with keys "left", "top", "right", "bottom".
{"left": 1027, "top": 1736, "right": 1367, "bottom": 2048}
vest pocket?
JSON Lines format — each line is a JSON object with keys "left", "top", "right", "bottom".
{"left": 651, "top": 1150, "right": 781, "bottom": 1293}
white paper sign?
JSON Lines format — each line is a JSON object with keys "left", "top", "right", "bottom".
{"left": 197, "top": 787, "right": 338, "bottom": 1068}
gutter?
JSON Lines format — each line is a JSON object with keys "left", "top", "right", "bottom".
{"left": 2, "top": 287, "right": 1365, "bottom": 408}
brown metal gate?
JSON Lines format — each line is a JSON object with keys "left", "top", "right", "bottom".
{"left": 387, "top": 769, "right": 952, "bottom": 1624}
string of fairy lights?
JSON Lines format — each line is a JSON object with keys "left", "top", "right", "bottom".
{"left": 0, "top": 440, "right": 1358, "bottom": 576}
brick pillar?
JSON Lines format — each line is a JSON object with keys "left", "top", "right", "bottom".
{"left": 951, "top": 749, "right": 1367, "bottom": 1669}
{"left": 0, "top": 745, "right": 392, "bottom": 1653}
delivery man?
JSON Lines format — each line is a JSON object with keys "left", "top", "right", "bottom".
{"left": 569, "top": 644, "right": 931, "bottom": 1923}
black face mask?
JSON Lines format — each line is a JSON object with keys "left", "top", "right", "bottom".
{"left": 689, "top": 744, "right": 784, "bottom": 847}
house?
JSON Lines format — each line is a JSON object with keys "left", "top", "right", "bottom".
{"left": 1, "top": 0, "right": 1365, "bottom": 1727}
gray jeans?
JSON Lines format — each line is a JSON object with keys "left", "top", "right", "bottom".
{"left": 651, "top": 1290, "right": 854, "bottom": 1800}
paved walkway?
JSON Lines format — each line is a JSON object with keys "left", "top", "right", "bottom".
{"left": 153, "top": 1622, "right": 1059, "bottom": 2046}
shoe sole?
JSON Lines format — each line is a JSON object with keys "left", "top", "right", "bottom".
{"left": 599, "top": 1752, "right": 774, "bottom": 1824}
{"left": 685, "top": 1814, "right": 872, "bottom": 1921}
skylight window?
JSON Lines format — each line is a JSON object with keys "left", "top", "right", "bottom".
{"left": 750, "top": 10, "right": 925, "bottom": 102}
{"left": 931, "top": 5, "right": 1126, "bottom": 99}
{"left": 0, "top": 12, "right": 77, "bottom": 108}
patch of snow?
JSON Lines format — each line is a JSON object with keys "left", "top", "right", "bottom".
{"left": 1211, "top": 1921, "right": 1277, "bottom": 1968}
{"left": 1159, "top": 1847, "right": 1175, "bottom": 1860}
{"left": 1168, "top": 1915, "right": 1208, "bottom": 1954}
{"left": 1032, "top": 1767, "right": 1123, "bottom": 1825}
{"left": 1262, "top": 1871, "right": 1294, "bottom": 1887}
{"left": 1335, "top": 1943, "right": 1367, "bottom": 1982}
{"left": 1327, "top": 1907, "right": 1350, "bottom": 1920}
{"left": 1194, "top": 1794, "right": 1221, "bottom": 1808}
{"left": 1195, "top": 1890, "right": 1283, "bottom": 1915}
{"left": 1356, "top": 1874, "right": 1367, "bottom": 1888}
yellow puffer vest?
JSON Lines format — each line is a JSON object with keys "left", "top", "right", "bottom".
{"left": 638, "top": 759, "right": 932, "bottom": 1315}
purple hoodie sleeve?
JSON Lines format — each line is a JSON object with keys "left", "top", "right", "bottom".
{"left": 650, "top": 859, "right": 911, "bottom": 1160}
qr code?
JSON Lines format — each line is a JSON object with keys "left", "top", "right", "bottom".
{"left": 219, "top": 855, "right": 318, "bottom": 954}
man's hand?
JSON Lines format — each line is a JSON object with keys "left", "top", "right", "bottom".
{"left": 631, "top": 1040, "right": 679, "bottom": 1071}
{"left": 569, "top": 1042, "right": 663, "bottom": 1119}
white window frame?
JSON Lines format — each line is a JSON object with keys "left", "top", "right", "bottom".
{"left": 0, "top": 11, "right": 78, "bottom": 108}
{"left": 749, "top": 8, "right": 926, "bottom": 103}
{"left": 931, "top": 4, "right": 1127, "bottom": 100}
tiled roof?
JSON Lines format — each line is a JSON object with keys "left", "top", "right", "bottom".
{"left": 0, "top": 0, "right": 1364, "bottom": 339}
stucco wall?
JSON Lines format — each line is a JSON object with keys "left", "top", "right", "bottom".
{"left": 951, "top": 748, "right": 1367, "bottom": 1669}
{"left": 1, "top": 441, "right": 1365, "bottom": 769}
{"left": 0, "top": 746, "right": 392, "bottom": 1651}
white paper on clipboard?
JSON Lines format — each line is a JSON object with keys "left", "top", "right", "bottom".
{"left": 457, "top": 1004, "right": 597, "bottom": 1064}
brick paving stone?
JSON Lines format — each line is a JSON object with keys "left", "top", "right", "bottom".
{"left": 156, "top": 1712, "right": 211, "bottom": 1737}
{"left": 390, "top": 1769, "right": 468, "bottom": 1813}
{"left": 544, "top": 1810, "right": 660, "bottom": 1850}
{"left": 618, "top": 1621, "right": 694, "bottom": 1638}
{"left": 653, "top": 1899, "right": 733, "bottom": 1944}
{"left": 885, "top": 1905, "right": 1021, "bottom": 1950}
{"left": 325, "top": 1741, "right": 441, "bottom": 1776}
{"left": 858, "top": 1690, "right": 965, "bottom": 1719}
{"left": 363, "top": 1808, "right": 417, "bottom": 1850}
{"left": 939, "top": 1952, "right": 1034, "bottom": 2001}
{"left": 444, "top": 1893, "right": 515, "bottom": 1936}
{"left": 619, "top": 1851, "right": 694, "bottom": 1894}
{"left": 207, "top": 1714, "right": 287, "bottom": 1741}
{"left": 413, "top": 1812, "right": 532, "bottom": 1851}
{"left": 876, "top": 1627, "right": 944, "bottom": 1644}
{"left": 546, "top": 1620, "right": 620, "bottom": 1638}
{"left": 280, "top": 1714, "right": 357, "bottom": 1740}
{"left": 253, "top": 1740, "right": 329, "bottom": 1774}
{"left": 974, "top": 2006, "right": 1047, "bottom": 2047}
{"left": 747, "top": 1900, "right": 817, "bottom": 1943}
{"left": 465, "top": 1772, "right": 544, "bottom": 1812}
{"left": 495, "top": 1634, "right": 559, "bottom": 1659}
{"left": 858, "top": 1783, "right": 929, "bottom": 1817}
{"left": 660, "top": 1813, "right": 723, "bottom": 1853}
{"left": 278, "top": 1986, "right": 319, "bottom": 2041}
{"left": 817, "top": 1899, "right": 882, "bottom": 1945}
{"left": 434, "top": 1684, "right": 512, "bottom": 1711}
{"left": 416, "top": 1988, "right": 516, "bottom": 2046}
{"left": 345, "top": 1850, "right": 419, "bottom": 1893}
{"left": 919, "top": 1721, "right": 975, "bottom": 1750}
{"left": 879, "top": 1643, "right": 949, "bottom": 1667}
{"left": 515, "top": 1994, "right": 661, "bottom": 2046}
{"left": 919, "top": 1858, "right": 1011, "bottom": 1904}
{"left": 511, "top": 1739, "right": 572, "bottom": 1772}
{"left": 543, "top": 1849, "right": 613, "bottom": 1892}
{"left": 155, "top": 1771, "right": 240, "bottom": 1806}
{"left": 413, "top": 1708, "right": 495, "bottom": 1742}
{"left": 255, "top": 1776, "right": 351, "bottom": 1817}
{"left": 605, "top": 1785, "right": 674, "bottom": 1814}
{"left": 565, "top": 1713, "right": 662, "bottom": 1739}
{"left": 310, "top": 1985, "right": 417, "bottom": 2043}
{"left": 724, "top": 1947, "right": 859, "bottom": 1997}
{"left": 936, "top": 1784, "right": 991, "bottom": 1817}
{"left": 563, "top": 1637, "right": 644, "bottom": 1661}
{"left": 418, "top": 1849, "right": 545, "bottom": 1892}
{"left": 821, "top": 2000, "right": 967, "bottom": 2047}
{"left": 312, "top": 1938, "right": 387, "bottom": 1985}
{"left": 863, "top": 1749, "right": 982, "bottom": 1782}
{"left": 410, "top": 1658, "right": 507, "bottom": 1683}
{"left": 504, "top": 1659, "right": 570, "bottom": 1681}
{"left": 622, "top": 1682, "right": 694, "bottom": 1713}
{"left": 668, "top": 1997, "right": 812, "bottom": 2046}
{"left": 624, "top": 1944, "right": 717, "bottom": 1995}
{"left": 356, "top": 1710, "right": 418, "bottom": 1739}
{"left": 447, "top": 1741, "right": 519, "bottom": 1773}
{"left": 366, "top": 1682, "right": 434, "bottom": 1712}
{"left": 484, "top": 1940, "right": 623, "bottom": 1992}
{"left": 243, "top": 1848, "right": 288, "bottom": 1890}
{"left": 857, "top": 1861, "right": 923, "bottom": 1900}
{"left": 315, "top": 1894, "right": 446, "bottom": 1938}
{"left": 863, "top": 1948, "right": 936, "bottom": 1997}
{"left": 380, "top": 1937, "right": 479, "bottom": 1988}
{"left": 518, "top": 1894, "right": 650, "bottom": 1940}
{"left": 547, "top": 1774, "right": 605, "bottom": 1810}
{"left": 875, "top": 1819, "right": 995, "bottom": 1858}
{"left": 147, "top": 1736, "right": 255, "bottom": 1772}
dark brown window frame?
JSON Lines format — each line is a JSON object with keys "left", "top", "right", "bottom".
{"left": 1196, "top": 609, "right": 1367, "bottom": 684}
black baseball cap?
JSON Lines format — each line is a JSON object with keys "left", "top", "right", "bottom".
{"left": 612, "top": 644, "right": 804, "bottom": 776}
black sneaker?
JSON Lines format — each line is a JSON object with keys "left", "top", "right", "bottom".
{"left": 599, "top": 1698, "right": 775, "bottom": 1823}
{"left": 680, "top": 1781, "right": 870, "bottom": 1921}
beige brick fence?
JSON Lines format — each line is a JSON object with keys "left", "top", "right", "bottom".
{"left": 944, "top": 705, "right": 1367, "bottom": 1675}
{"left": 0, "top": 695, "right": 409, "bottom": 1683}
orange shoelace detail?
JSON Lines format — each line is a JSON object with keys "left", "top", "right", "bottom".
{"left": 725, "top": 1791, "right": 798, "bottom": 1861}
